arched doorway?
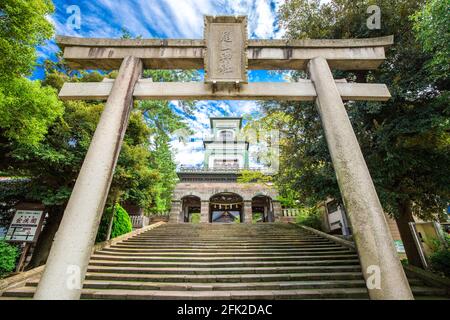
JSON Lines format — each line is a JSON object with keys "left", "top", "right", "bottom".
{"left": 251, "top": 195, "right": 274, "bottom": 222}
{"left": 180, "top": 195, "right": 201, "bottom": 223}
{"left": 209, "top": 192, "right": 243, "bottom": 223}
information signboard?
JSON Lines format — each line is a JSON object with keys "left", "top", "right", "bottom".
{"left": 5, "top": 210, "right": 44, "bottom": 242}
{"left": 394, "top": 240, "right": 405, "bottom": 253}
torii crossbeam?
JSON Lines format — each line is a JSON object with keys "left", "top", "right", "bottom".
{"left": 34, "top": 16, "right": 413, "bottom": 300}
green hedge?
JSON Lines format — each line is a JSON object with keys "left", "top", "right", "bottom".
{"left": 429, "top": 235, "right": 450, "bottom": 278}
{"left": 96, "top": 204, "right": 133, "bottom": 243}
{"left": 0, "top": 240, "right": 19, "bottom": 278}
{"left": 295, "top": 207, "right": 322, "bottom": 231}
{"left": 190, "top": 213, "right": 200, "bottom": 224}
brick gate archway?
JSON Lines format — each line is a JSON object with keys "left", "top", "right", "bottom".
{"left": 209, "top": 192, "right": 243, "bottom": 223}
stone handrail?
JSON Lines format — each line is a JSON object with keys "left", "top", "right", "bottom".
{"left": 290, "top": 223, "right": 356, "bottom": 250}
{"left": 92, "top": 221, "right": 165, "bottom": 252}
{"left": 403, "top": 264, "right": 450, "bottom": 296}
{"left": 0, "top": 265, "right": 45, "bottom": 294}
{"left": 282, "top": 208, "right": 300, "bottom": 217}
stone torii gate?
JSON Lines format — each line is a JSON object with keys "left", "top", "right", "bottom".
{"left": 34, "top": 16, "right": 413, "bottom": 300}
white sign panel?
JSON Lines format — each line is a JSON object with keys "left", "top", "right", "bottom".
{"left": 5, "top": 210, "right": 44, "bottom": 242}
{"left": 394, "top": 240, "right": 405, "bottom": 253}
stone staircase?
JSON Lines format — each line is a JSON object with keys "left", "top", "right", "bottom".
{"left": 1, "top": 223, "right": 447, "bottom": 299}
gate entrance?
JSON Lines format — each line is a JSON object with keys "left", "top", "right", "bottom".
{"left": 34, "top": 15, "right": 413, "bottom": 300}
{"left": 210, "top": 193, "right": 243, "bottom": 223}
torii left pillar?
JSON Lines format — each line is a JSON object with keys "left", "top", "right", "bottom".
{"left": 34, "top": 56, "right": 143, "bottom": 300}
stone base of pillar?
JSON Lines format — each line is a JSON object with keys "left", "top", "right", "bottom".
{"left": 243, "top": 201, "right": 252, "bottom": 223}
{"left": 272, "top": 201, "right": 282, "bottom": 222}
{"left": 168, "top": 201, "right": 182, "bottom": 223}
{"left": 200, "top": 201, "right": 209, "bottom": 223}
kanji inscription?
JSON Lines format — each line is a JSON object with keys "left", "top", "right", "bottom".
{"left": 204, "top": 16, "right": 248, "bottom": 84}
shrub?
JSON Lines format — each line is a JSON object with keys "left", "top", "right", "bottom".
{"left": 190, "top": 213, "right": 200, "bottom": 224}
{"left": 96, "top": 204, "right": 133, "bottom": 243}
{"left": 253, "top": 213, "right": 263, "bottom": 223}
{"left": 0, "top": 240, "right": 19, "bottom": 278}
{"left": 295, "top": 207, "right": 322, "bottom": 231}
{"left": 429, "top": 234, "right": 450, "bottom": 278}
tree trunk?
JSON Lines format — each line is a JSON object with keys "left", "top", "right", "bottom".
{"left": 395, "top": 200, "right": 423, "bottom": 268}
{"left": 25, "top": 206, "right": 64, "bottom": 270}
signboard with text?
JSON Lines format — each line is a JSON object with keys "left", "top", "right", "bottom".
{"left": 204, "top": 15, "right": 248, "bottom": 84}
{"left": 5, "top": 210, "right": 44, "bottom": 242}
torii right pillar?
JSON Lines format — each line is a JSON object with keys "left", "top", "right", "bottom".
{"left": 307, "top": 56, "right": 413, "bottom": 300}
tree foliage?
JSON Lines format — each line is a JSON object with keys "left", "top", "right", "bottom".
{"left": 429, "top": 234, "right": 450, "bottom": 277}
{"left": 0, "top": 0, "right": 54, "bottom": 79}
{"left": 266, "top": 0, "right": 450, "bottom": 220}
{"left": 0, "top": 0, "right": 63, "bottom": 148}
{"left": 96, "top": 203, "right": 132, "bottom": 243}
{"left": 237, "top": 170, "right": 273, "bottom": 184}
{"left": 295, "top": 207, "right": 323, "bottom": 231}
{"left": 0, "top": 77, "right": 63, "bottom": 147}
{"left": 0, "top": 240, "right": 19, "bottom": 277}
{"left": 412, "top": 0, "right": 450, "bottom": 83}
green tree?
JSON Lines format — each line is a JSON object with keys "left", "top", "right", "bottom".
{"left": 237, "top": 170, "right": 273, "bottom": 184}
{"left": 412, "top": 0, "right": 450, "bottom": 83}
{"left": 0, "top": 58, "right": 195, "bottom": 268}
{"left": 0, "top": 0, "right": 63, "bottom": 148}
{"left": 0, "top": 0, "right": 54, "bottom": 79}
{"left": 0, "top": 77, "right": 63, "bottom": 147}
{"left": 263, "top": 0, "right": 450, "bottom": 267}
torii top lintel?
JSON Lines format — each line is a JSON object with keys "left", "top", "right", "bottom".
{"left": 56, "top": 15, "right": 393, "bottom": 73}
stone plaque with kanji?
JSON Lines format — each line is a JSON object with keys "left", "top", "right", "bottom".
{"left": 204, "top": 16, "right": 248, "bottom": 84}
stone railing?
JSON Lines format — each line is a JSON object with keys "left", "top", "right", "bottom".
{"left": 148, "top": 212, "right": 170, "bottom": 223}
{"left": 282, "top": 208, "right": 300, "bottom": 217}
{"left": 177, "top": 166, "right": 261, "bottom": 174}
{"left": 130, "top": 215, "right": 149, "bottom": 229}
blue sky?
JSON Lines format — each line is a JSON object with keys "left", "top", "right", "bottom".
{"left": 36, "top": 0, "right": 289, "bottom": 167}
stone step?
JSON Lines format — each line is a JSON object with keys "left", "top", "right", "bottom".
{"left": 411, "top": 286, "right": 449, "bottom": 297}
{"left": 86, "top": 265, "right": 362, "bottom": 275}
{"left": 112, "top": 243, "right": 342, "bottom": 250}
{"left": 124, "top": 239, "right": 331, "bottom": 244}
{"left": 84, "top": 271, "right": 365, "bottom": 283}
{"left": 3, "top": 222, "right": 446, "bottom": 301}
{"left": 101, "top": 246, "right": 350, "bottom": 254}
{"left": 6, "top": 280, "right": 439, "bottom": 300}
{"left": 1, "top": 286, "right": 371, "bottom": 299}
{"left": 88, "top": 259, "right": 361, "bottom": 268}
{"left": 133, "top": 236, "right": 323, "bottom": 241}
{"left": 90, "top": 253, "right": 360, "bottom": 262}
{"left": 25, "top": 279, "right": 368, "bottom": 291}
{"left": 93, "top": 249, "right": 355, "bottom": 257}
{"left": 146, "top": 224, "right": 300, "bottom": 229}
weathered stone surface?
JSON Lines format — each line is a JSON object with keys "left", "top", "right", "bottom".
{"left": 59, "top": 81, "right": 391, "bottom": 101}
{"left": 204, "top": 16, "right": 248, "bottom": 84}
{"left": 3, "top": 223, "right": 445, "bottom": 300}
{"left": 173, "top": 182, "right": 277, "bottom": 202}
{"left": 307, "top": 56, "right": 413, "bottom": 300}
{"left": 33, "top": 56, "right": 143, "bottom": 300}
{"left": 243, "top": 200, "right": 252, "bottom": 223}
{"left": 56, "top": 35, "right": 393, "bottom": 70}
